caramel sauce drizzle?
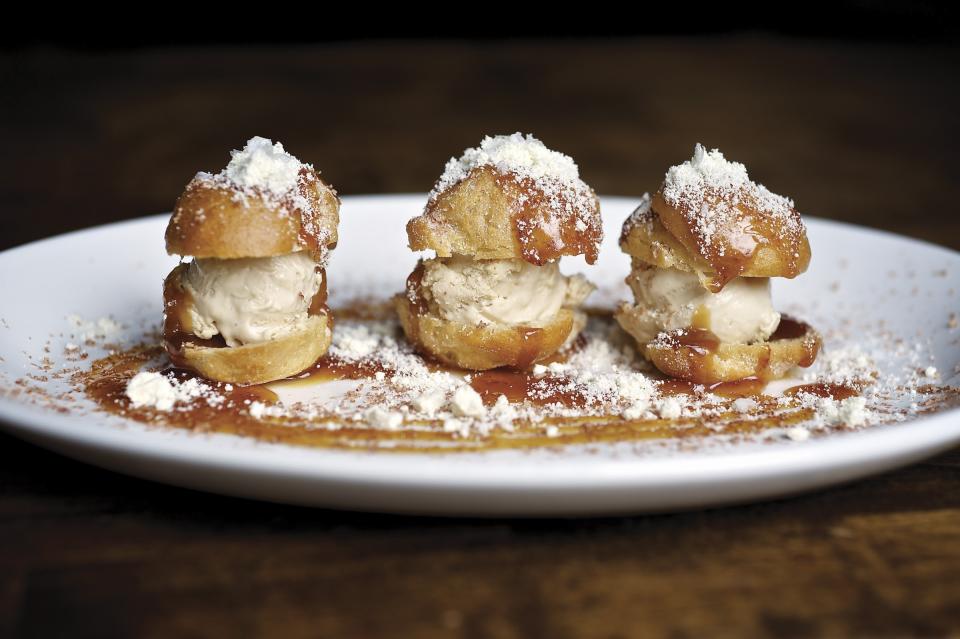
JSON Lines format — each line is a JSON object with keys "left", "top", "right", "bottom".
{"left": 513, "top": 327, "right": 548, "bottom": 370}
{"left": 80, "top": 347, "right": 840, "bottom": 453}
{"left": 78, "top": 342, "right": 820, "bottom": 454}
{"left": 651, "top": 189, "right": 810, "bottom": 293}
{"left": 675, "top": 328, "right": 721, "bottom": 356}
{"left": 770, "top": 317, "right": 809, "bottom": 341}
{"left": 468, "top": 369, "right": 590, "bottom": 408}
{"left": 658, "top": 377, "right": 768, "bottom": 398}
{"left": 783, "top": 382, "right": 859, "bottom": 400}
{"left": 76, "top": 306, "right": 844, "bottom": 455}
{"left": 500, "top": 172, "right": 602, "bottom": 266}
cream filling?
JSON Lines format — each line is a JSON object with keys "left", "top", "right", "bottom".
{"left": 182, "top": 251, "right": 322, "bottom": 347}
{"left": 420, "top": 256, "right": 593, "bottom": 326}
{"left": 622, "top": 267, "right": 780, "bottom": 344}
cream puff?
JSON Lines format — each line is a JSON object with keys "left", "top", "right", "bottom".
{"left": 396, "top": 133, "right": 601, "bottom": 370}
{"left": 616, "top": 144, "right": 820, "bottom": 383}
{"left": 163, "top": 136, "right": 339, "bottom": 384}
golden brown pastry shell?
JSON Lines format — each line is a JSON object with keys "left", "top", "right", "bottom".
{"left": 169, "top": 314, "right": 331, "bottom": 385}
{"left": 620, "top": 204, "right": 810, "bottom": 286}
{"left": 394, "top": 293, "right": 584, "bottom": 371}
{"left": 407, "top": 166, "right": 601, "bottom": 265}
{"left": 165, "top": 170, "right": 339, "bottom": 261}
{"left": 618, "top": 314, "right": 822, "bottom": 385}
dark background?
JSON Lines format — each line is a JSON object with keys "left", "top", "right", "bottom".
{"left": 2, "top": 6, "right": 960, "bottom": 638}
{"left": 3, "top": 4, "right": 960, "bottom": 254}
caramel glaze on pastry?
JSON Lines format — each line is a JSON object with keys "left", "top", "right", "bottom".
{"left": 616, "top": 144, "right": 820, "bottom": 384}
{"left": 162, "top": 137, "right": 340, "bottom": 385}
{"left": 397, "top": 133, "right": 602, "bottom": 371}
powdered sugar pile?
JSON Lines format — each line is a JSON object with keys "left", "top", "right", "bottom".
{"left": 197, "top": 136, "right": 317, "bottom": 202}
{"left": 430, "top": 133, "right": 583, "bottom": 198}
{"left": 192, "top": 137, "right": 319, "bottom": 217}
{"left": 221, "top": 137, "right": 305, "bottom": 196}
{"left": 665, "top": 144, "right": 751, "bottom": 196}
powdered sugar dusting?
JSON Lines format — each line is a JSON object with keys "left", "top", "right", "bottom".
{"left": 66, "top": 314, "right": 123, "bottom": 344}
{"left": 661, "top": 144, "right": 802, "bottom": 256}
{"left": 619, "top": 193, "right": 653, "bottom": 241}
{"left": 423, "top": 133, "right": 601, "bottom": 264}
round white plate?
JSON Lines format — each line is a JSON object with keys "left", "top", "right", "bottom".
{"left": 0, "top": 195, "right": 958, "bottom": 516}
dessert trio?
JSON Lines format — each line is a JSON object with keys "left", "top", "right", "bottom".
{"left": 162, "top": 135, "right": 820, "bottom": 390}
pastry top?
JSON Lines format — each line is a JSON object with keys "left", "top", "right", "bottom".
{"left": 620, "top": 145, "right": 810, "bottom": 292}
{"left": 620, "top": 195, "right": 695, "bottom": 273}
{"left": 407, "top": 133, "right": 602, "bottom": 265}
{"left": 165, "top": 137, "right": 340, "bottom": 262}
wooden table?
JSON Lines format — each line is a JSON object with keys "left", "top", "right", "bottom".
{"left": 2, "top": 38, "right": 959, "bottom": 638}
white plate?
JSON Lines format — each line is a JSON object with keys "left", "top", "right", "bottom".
{"left": 0, "top": 195, "right": 958, "bottom": 516}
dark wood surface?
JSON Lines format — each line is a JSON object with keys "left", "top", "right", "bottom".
{"left": 2, "top": 38, "right": 959, "bottom": 638}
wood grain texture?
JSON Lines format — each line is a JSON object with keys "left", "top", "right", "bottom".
{"left": 1, "top": 38, "right": 959, "bottom": 638}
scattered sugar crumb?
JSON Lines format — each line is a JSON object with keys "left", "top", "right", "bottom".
{"left": 732, "top": 398, "right": 758, "bottom": 413}
{"left": 656, "top": 397, "right": 683, "bottom": 419}
{"left": 67, "top": 314, "right": 123, "bottom": 342}
{"left": 125, "top": 371, "right": 216, "bottom": 411}
{"left": 125, "top": 372, "right": 178, "bottom": 411}
{"left": 364, "top": 407, "right": 403, "bottom": 430}
{"left": 451, "top": 385, "right": 485, "bottom": 418}
{"left": 412, "top": 391, "right": 446, "bottom": 416}
{"left": 812, "top": 396, "right": 870, "bottom": 427}
{"left": 249, "top": 401, "right": 268, "bottom": 419}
